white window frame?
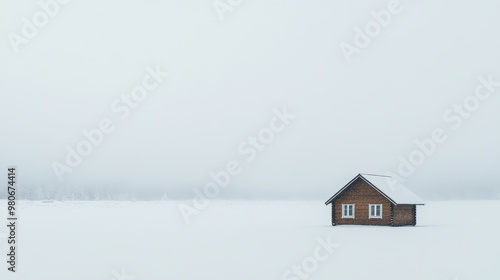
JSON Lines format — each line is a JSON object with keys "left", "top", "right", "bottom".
{"left": 342, "top": 204, "right": 355, "bottom": 219}
{"left": 369, "top": 204, "right": 383, "bottom": 219}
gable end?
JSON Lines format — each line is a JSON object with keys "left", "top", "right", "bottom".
{"left": 325, "top": 174, "right": 397, "bottom": 205}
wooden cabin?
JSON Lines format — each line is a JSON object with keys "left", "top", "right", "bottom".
{"left": 325, "top": 174, "right": 424, "bottom": 226}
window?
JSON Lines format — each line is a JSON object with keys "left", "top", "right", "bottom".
{"left": 342, "top": 204, "right": 355, "bottom": 218}
{"left": 369, "top": 204, "right": 382, "bottom": 219}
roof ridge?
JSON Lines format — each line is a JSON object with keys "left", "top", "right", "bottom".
{"left": 325, "top": 173, "right": 425, "bottom": 206}
{"left": 360, "top": 173, "right": 391, "bottom": 178}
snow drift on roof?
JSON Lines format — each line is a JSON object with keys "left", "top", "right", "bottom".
{"left": 360, "top": 174, "right": 425, "bottom": 205}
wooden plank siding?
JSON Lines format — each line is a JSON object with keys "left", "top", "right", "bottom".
{"left": 333, "top": 178, "right": 393, "bottom": 226}
{"left": 393, "top": 204, "right": 416, "bottom": 226}
{"left": 331, "top": 203, "right": 336, "bottom": 225}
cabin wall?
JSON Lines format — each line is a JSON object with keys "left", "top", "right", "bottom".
{"left": 393, "top": 204, "right": 416, "bottom": 226}
{"left": 333, "top": 178, "right": 392, "bottom": 226}
{"left": 331, "top": 204, "right": 336, "bottom": 225}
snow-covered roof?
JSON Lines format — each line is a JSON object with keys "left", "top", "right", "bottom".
{"left": 325, "top": 174, "right": 425, "bottom": 205}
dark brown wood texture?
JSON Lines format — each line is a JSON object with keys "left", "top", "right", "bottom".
{"left": 333, "top": 178, "right": 392, "bottom": 226}
{"left": 392, "top": 204, "right": 416, "bottom": 226}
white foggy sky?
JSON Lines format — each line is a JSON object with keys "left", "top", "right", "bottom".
{"left": 0, "top": 0, "right": 499, "bottom": 199}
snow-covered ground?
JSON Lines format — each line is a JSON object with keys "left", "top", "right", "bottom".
{"left": 0, "top": 200, "right": 499, "bottom": 280}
